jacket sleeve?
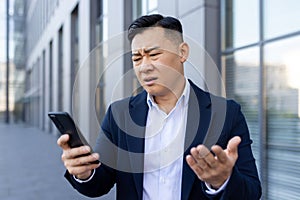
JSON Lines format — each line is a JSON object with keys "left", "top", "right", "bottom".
{"left": 203, "top": 100, "right": 262, "bottom": 200}
{"left": 64, "top": 105, "right": 117, "bottom": 198}
{"left": 64, "top": 163, "right": 116, "bottom": 198}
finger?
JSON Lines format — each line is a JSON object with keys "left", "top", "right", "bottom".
{"left": 66, "top": 153, "right": 100, "bottom": 167}
{"left": 186, "top": 155, "right": 204, "bottom": 177}
{"left": 186, "top": 155, "right": 196, "bottom": 166}
{"left": 211, "top": 145, "right": 227, "bottom": 163}
{"left": 196, "top": 145, "right": 217, "bottom": 168}
{"left": 190, "top": 146, "right": 208, "bottom": 161}
{"left": 63, "top": 145, "right": 91, "bottom": 160}
{"left": 190, "top": 147, "right": 200, "bottom": 160}
{"left": 189, "top": 147, "right": 210, "bottom": 170}
{"left": 68, "top": 162, "right": 100, "bottom": 176}
{"left": 202, "top": 153, "right": 217, "bottom": 168}
{"left": 57, "top": 134, "right": 70, "bottom": 150}
{"left": 227, "top": 136, "right": 241, "bottom": 154}
{"left": 196, "top": 145, "right": 210, "bottom": 158}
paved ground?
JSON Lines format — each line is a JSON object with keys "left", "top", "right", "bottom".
{"left": 0, "top": 123, "right": 115, "bottom": 200}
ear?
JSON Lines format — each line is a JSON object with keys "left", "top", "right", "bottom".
{"left": 179, "top": 42, "right": 189, "bottom": 63}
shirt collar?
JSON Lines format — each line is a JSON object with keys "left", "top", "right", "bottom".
{"left": 147, "top": 78, "right": 190, "bottom": 109}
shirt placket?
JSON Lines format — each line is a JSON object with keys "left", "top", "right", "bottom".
{"left": 158, "top": 112, "right": 167, "bottom": 198}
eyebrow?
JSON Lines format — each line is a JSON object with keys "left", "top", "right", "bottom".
{"left": 132, "top": 46, "right": 160, "bottom": 56}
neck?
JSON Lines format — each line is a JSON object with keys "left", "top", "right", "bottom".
{"left": 154, "top": 78, "right": 186, "bottom": 114}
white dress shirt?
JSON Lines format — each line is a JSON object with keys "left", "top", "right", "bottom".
{"left": 142, "top": 80, "right": 190, "bottom": 200}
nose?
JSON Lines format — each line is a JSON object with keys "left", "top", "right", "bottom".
{"left": 139, "top": 57, "right": 154, "bottom": 73}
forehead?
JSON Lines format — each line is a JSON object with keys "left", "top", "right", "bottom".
{"left": 131, "top": 27, "right": 173, "bottom": 51}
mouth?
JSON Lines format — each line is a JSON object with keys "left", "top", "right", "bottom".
{"left": 143, "top": 77, "right": 157, "bottom": 86}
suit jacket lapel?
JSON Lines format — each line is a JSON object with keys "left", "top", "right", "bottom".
{"left": 181, "top": 81, "right": 212, "bottom": 200}
{"left": 125, "top": 91, "right": 148, "bottom": 200}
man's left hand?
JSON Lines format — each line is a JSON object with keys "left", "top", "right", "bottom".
{"left": 186, "top": 136, "right": 241, "bottom": 189}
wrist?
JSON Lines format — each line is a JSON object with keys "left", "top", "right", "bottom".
{"left": 210, "top": 182, "right": 222, "bottom": 190}
{"left": 212, "top": 169, "right": 233, "bottom": 189}
{"left": 210, "top": 174, "right": 230, "bottom": 189}
{"left": 75, "top": 170, "right": 92, "bottom": 180}
{"left": 205, "top": 176, "right": 230, "bottom": 195}
{"left": 73, "top": 169, "right": 96, "bottom": 183}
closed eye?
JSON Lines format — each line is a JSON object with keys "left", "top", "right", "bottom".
{"left": 150, "top": 53, "right": 160, "bottom": 57}
{"left": 132, "top": 57, "right": 142, "bottom": 62}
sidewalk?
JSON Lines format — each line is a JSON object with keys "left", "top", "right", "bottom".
{"left": 0, "top": 123, "right": 115, "bottom": 200}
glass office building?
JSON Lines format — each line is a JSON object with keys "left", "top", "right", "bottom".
{"left": 0, "top": 0, "right": 25, "bottom": 122}
{"left": 222, "top": 0, "right": 300, "bottom": 199}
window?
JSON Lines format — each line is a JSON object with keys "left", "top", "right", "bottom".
{"left": 58, "top": 27, "right": 63, "bottom": 111}
{"left": 49, "top": 40, "right": 53, "bottom": 132}
{"left": 142, "top": 0, "right": 158, "bottom": 14}
{"left": 265, "top": 36, "right": 300, "bottom": 199}
{"left": 70, "top": 4, "right": 79, "bottom": 113}
{"left": 41, "top": 50, "right": 46, "bottom": 130}
{"left": 264, "top": 0, "right": 300, "bottom": 39}
{"left": 223, "top": 48, "right": 260, "bottom": 169}
{"left": 222, "top": 0, "right": 300, "bottom": 199}
{"left": 222, "top": 0, "right": 259, "bottom": 49}
{"left": 90, "top": 0, "right": 105, "bottom": 125}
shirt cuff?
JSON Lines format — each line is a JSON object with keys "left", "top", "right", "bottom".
{"left": 73, "top": 169, "right": 95, "bottom": 183}
{"left": 205, "top": 176, "right": 230, "bottom": 195}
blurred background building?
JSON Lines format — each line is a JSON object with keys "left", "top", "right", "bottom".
{"left": 1, "top": 0, "right": 300, "bottom": 199}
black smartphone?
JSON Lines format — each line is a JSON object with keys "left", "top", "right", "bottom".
{"left": 48, "top": 111, "right": 99, "bottom": 164}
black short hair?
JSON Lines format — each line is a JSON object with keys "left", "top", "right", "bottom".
{"left": 127, "top": 14, "right": 183, "bottom": 44}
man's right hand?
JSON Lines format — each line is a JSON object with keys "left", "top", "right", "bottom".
{"left": 57, "top": 134, "right": 101, "bottom": 180}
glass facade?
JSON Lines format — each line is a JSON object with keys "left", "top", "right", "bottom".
{"left": 48, "top": 40, "right": 53, "bottom": 131}
{"left": 58, "top": 27, "right": 63, "bottom": 111}
{"left": 89, "top": 0, "right": 106, "bottom": 145}
{"left": 142, "top": 0, "right": 158, "bottom": 14}
{"left": 264, "top": 0, "right": 300, "bottom": 39}
{"left": 0, "top": 0, "right": 26, "bottom": 123}
{"left": 0, "top": 0, "right": 6, "bottom": 63}
{"left": 224, "top": 47, "right": 260, "bottom": 168}
{"left": 222, "top": 0, "right": 300, "bottom": 199}
{"left": 0, "top": 0, "right": 7, "bottom": 120}
{"left": 265, "top": 36, "right": 300, "bottom": 199}
{"left": 70, "top": 4, "right": 79, "bottom": 113}
{"left": 24, "top": 0, "right": 60, "bottom": 126}
{"left": 223, "top": 0, "right": 259, "bottom": 49}
{"left": 41, "top": 50, "right": 46, "bottom": 130}
{"left": 26, "top": 0, "right": 59, "bottom": 54}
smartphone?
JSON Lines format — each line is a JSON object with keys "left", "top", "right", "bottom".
{"left": 48, "top": 111, "right": 99, "bottom": 164}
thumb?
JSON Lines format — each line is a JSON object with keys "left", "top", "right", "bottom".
{"left": 57, "top": 134, "right": 70, "bottom": 150}
{"left": 227, "top": 136, "right": 241, "bottom": 155}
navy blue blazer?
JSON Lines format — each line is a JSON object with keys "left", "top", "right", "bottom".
{"left": 65, "top": 80, "right": 262, "bottom": 200}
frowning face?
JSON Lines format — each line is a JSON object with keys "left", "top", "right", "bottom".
{"left": 131, "top": 27, "right": 189, "bottom": 98}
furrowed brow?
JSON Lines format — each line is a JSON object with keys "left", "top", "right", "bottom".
{"left": 144, "top": 46, "right": 160, "bottom": 53}
{"left": 132, "top": 52, "right": 141, "bottom": 57}
{"left": 131, "top": 46, "right": 160, "bottom": 56}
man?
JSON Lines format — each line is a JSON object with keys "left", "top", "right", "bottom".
{"left": 57, "top": 14, "right": 261, "bottom": 199}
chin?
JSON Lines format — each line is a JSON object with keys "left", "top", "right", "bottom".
{"left": 145, "top": 90, "right": 157, "bottom": 96}
{"left": 143, "top": 85, "right": 167, "bottom": 96}
{"left": 146, "top": 89, "right": 166, "bottom": 97}
{"left": 144, "top": 88, "right": 159, "bottom": 96}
